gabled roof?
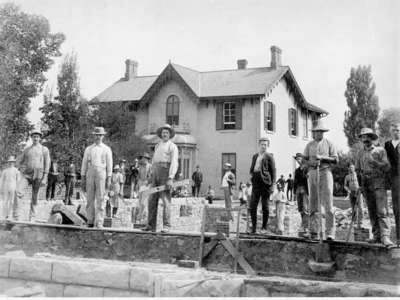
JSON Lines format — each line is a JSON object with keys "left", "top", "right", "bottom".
{"left": 92, "top": 62, "right": 327, "bottom": 115}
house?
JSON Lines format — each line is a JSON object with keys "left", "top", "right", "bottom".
{"left": 92, "top": 45, "right": 327, "bottom": 194}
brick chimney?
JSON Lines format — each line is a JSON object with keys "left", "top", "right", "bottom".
{"left": 125, "top": 59, "right": 138, "bottom": 80}
{"left": 237, "top": 59, "right": 248, "bottom": 70}
{"left": 270, "top": 46, "right": 282, "bottom": 69}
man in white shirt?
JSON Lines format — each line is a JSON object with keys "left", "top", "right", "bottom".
{"left": 81, "top": 127, "right": 113, "bottom": 228}
{"left": 221, "top": 163, "right": 235, "bottom": 220}
{"left": 143, "top": 124, "right": 179, "bottom": 233}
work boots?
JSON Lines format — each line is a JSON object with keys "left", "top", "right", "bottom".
{"left": 381, "top": 236, "right": 394, "bottom": 247}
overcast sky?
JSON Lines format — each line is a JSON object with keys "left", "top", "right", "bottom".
{"left": 8, "top": 0, "right": 400, "bottom": 150}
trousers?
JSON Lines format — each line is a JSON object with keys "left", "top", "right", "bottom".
{"left": 1, "top": 189, "right": 18, "bottom": 219}
{"left": 308, "top": 168, "right": 335, "bottom": 237}
{"left": 193, "top": 184, "right": 201, "bottom": 197}
{"left": 349, "top": 190, "right": 363, "bottom": 226}
{"left": 276, "top": 201, "right": 286, "bottom": 232}
{"left": 250, "top": 173, "right": 271, "bottom": 231}
{"left": 86, "top": 167, "right": 106, "bottom": 227}
{"left": 392, "top": 175, "right": 400, "bottom": 242}
{"left": 362, "top": 177, "right": 391, "bottom": 238}
{"left": 147, "top": 163, "right": 171, "bottom": 230}
{"left": 296, "top": 186, "right": 309, "bottom": 231}
{"left": 64, "top": 176, "right": 76, "bottom": 205}
{"left": 46, "top": 174, "right": 58, "bottom": 200}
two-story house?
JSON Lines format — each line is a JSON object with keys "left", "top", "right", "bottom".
{"left": 92, "top": 45, "right": 327, "bottom": 193}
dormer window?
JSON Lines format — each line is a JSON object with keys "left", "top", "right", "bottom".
{"left": 166, "top": 95, "right": 180, "bottom": 126}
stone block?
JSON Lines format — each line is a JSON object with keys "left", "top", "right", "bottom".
{"left": 52, "top": 260, "right": 130, "bottom": 289}
{"left": 4, "top": 284, "right": 45, "bottom": 297}
{"left": 177, "top": 260, "right": 199, "bottom": 268}
{"left": 9, "top": 257, "right": 52, "bottom": 281}
{"left": 187, "top": 278, "right": 244, "bottom": 297}
{"left": 129, "top": 267, "right": 153, "bottom": 293}
{"left": 244, "top": 284, "right": 270, "bottom": 297}
{"left": 0, "top": 256, "right": 11, "bottom": 277}
{"left": 340, "top": 285, "right": 367, "bottom": 297}
{"left": 63, "top": 284, "right": 104, "bottom": 297}
{"left": 103, "top": 288, "right": 149, "bottom": 297}
{"left": 43, "top": 283, "right": 64, "bottom": 297}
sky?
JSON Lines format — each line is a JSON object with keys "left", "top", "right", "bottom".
{"left": 6, "top": 0, "right": 400, "bottom": 151}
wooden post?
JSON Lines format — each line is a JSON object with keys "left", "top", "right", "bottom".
{"left": 233, "top": 207, "right": 241, "bottom": 273}
{"left": 198, "top": 205, "right": 207, "bottom": 267}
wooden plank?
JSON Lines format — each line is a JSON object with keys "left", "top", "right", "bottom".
{"left": 198, "top": 205, "right": 207, "bottom": 266}
{"left": 221, "top": 239, "right": 256, "bottom": 275}
{"left": 234, "top": 208, "right": 241, "bottom": 273}
{"left": 139, "top": 179, "right": 190, "bottom": 197}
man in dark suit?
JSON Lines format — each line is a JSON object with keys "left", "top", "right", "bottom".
{"left": 46, "top": 157, "right": 60, "bottom": 201}
{"left": 384, "top": 122, "right": 400, "bottom": 246}
{"left": 249, "top": 137, "right": 276, "bottom": 234}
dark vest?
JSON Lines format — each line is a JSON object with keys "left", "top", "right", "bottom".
{"left": 385, "top": 140, "right": 399, "bottom": 177}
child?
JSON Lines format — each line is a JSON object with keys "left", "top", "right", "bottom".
{"left": 0, "top": 156, "right": 20, "bottom": 220}
{"left": 110, "top": 165, "right": 124, "bottom": 218}
{"left": 205, "top": 185, "right": 215, "bottom": 204}
{"left": 221, "top": 163, "right": 235, "bottom": 220}
{"left": 238, "top": 182, "right": 247, "bottom": 206}
{"left": 271, "top": 185, "right": 287, "bottom": 235}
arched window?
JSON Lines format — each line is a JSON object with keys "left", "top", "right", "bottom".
{"left": 166, "top": 95, "right": 180, "bottom": 126}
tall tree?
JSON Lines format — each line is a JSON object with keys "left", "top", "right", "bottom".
{"left": 0, "top": 3, "right": 64, "bottom": 160}
{"left": 377, "top": 107, "right": 400, "bottom": 141}
{"left": 343, "top": 65, "right": 380, "bottom": 147}
{"left": 41, "top": 53, "right": 95, "bottom": 169}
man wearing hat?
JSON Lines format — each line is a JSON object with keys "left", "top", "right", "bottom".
{"left": 17, "top": 127, "right": 51, "bottom": 221}
{"left": 0, "top": 156, "right": 20, "bottom": 220}
{"left": 46, "top": 156, "right": 60, "bottom": 202}
{"left": 249, "top": 137, "right": 276, "bottom": 234}
{"left": 293, "top": 153, "right": 310, "bottom": 236}
{"left": 221, "top": 162, "right": 236, "bottom": 220}
{"left": 135, "top": 152, "right": 152, "bottom": 224}
{"left": 303, "top": 119, "right": 338, "bottom": 240}
{"left": 191, "top": 165, "right": 203, "bottom": 197}
{"left": 143, "top": 124, "right": 178, "bottom": 232}
{"left": 355, "top": 128, "right": 393, "bottom": 246}
{"left": 385, "top": 122, "right": 400, "bottom": 246}
{"left": 81, "top": 127, "right": 113, "bottom": 228}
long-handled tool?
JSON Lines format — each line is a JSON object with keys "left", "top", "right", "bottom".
{"left": 308, "top": 160, "right": 335, "bottom": 273}
{"left": 346, "top": 190, "right": 361, "bottom": 242}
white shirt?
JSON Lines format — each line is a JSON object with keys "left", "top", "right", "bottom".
{"left": 253, "top": 153, "right": 264, "bottom": 172}
{"left": 392, "top": 139, "right": 400, "bottom": 149}
{"left": 153, "top": 140, "right": 179, "bottom": 179}
{"left": 221, "top": 171, "right": 234, "bottom": 187}
{"left": 81, "top": 142, "right": 113, "bottom": 177}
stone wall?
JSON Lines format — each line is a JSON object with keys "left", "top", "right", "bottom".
{"left": 0, "top": 254, "right": 397, "bottom": 297}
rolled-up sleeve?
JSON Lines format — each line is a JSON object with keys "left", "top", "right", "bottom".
{"left": 106, "top": 146, "right": 113, "bottom": 177}
{"left": 169, "top": 143, "right": 179, "bottom": 179}
{"left": 43, "top": 147, "right": 51, "bottom": 174}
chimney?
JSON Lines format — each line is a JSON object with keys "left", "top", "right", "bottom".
{"left": 270, "top": 46, "right": 282, "bottom": 69}
{"left": 237, "top": 59, "right": 248, "bottom": 70}
{"left": 125, "top": 59, "right": 138, "bottom": 80}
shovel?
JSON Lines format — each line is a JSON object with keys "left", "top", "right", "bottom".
{"left": 308, "top": 160, "right": 335, "bottom": 273}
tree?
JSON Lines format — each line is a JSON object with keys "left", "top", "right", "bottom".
{"left": 343, "top": 65, "right": 380, "bottom": 147}
{"left": 377, "top": 107, "right": 400, "bottom": 141}
{"left": 41, "top": 53, "right": 95, "bottom": 170}
{"left": 0, "top": 3, "right": 64, "bottom": 161}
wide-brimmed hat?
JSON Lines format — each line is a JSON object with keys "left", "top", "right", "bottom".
{"left": 224, "top": 163, "right": 232, "bottom": 168}
{"left": 6, "top": 156, "right": 16, "bottom": 162}
{"left": 156, "top": 124, "right": 175, "bottom": 139}
{"left": 113, "top": 164, "right": 120, "bottom": 170}
{"left": 138, "top": 152, "right": 151, "bottom": 160}
{"left": 293, "top": 153, "right": 304, "bottom": 159}
{"left": 358, "top": 128, "right": 378, "bottom": 140}
{"left": 30, "top": 127, "right": 43, "bottom": 136}
{"left": 312, "top": 119, "right": 329, "bottom": 132}
{"left": 92, "top": 127, "right": 107, "bottom": 135}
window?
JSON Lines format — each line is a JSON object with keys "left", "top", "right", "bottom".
{"left": 288, "top": 108, "right": 298, "bottom": 136}
{"left": 303, "top": 111, "right": 308, "bottom": 138}
{"left": 223, "top": 102, "right": 236, "bottom": 129}
{"left": 166, "top": 95, "right": 180, "bottom": 126}
{"left": 222, "top": 153, "right": 236, "bottom": 177}
{"left": 264, "top": 101, "right": 275, "bottom": 132}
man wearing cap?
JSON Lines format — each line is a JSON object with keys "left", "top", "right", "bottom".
{"left": 191, "top": 165, "right": 203, "bottom": 197}
{"left": 221, "top": 162, "right": 236, "bottom": 220}
{"left": 356, "top": 128, "right": 393, "bottom": 246}
{"left": 143, "top": 124, "right": 178, "bottom": 232}
{"left": 46, "top": 157, "right": 60, "bottom": 202}
{"left": 249, "top": 137, "right": 276, "bottom": 234}
{"left": 385, "top": 122, "right": 400, "bottom": 246}
{"left": 136, "top": 152, "right": 152, "bottom": 224}
{"left": 17, "top": 127, "right": 51, "bottom": 221}
{"left": 0, "top": 156, "right": 20, "bottom": 220}
{"left": 81, "top": 127, "right": 113, "bottom": 228}
{"left": 303, "top": 120, "right": 338, "bottom": 240}
{"left": 293, "top": 153, "right": 310, "bottom": 236}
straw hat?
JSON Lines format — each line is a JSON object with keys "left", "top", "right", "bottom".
{"left": 92, "top": 127, "right": 107, "bottom": 135}
{"left": 6, "top": 156, "right": 16, "bottom": 162}
{"left": 138, "top": 152, "right": 151, "bottom": 160}
{"left": 358, "top": 128, "right": 378, "bottom": 140}
{"left": 312, "top": 119, "right": 329, "bottom": 132}
{"left": 156, "top": 124, "right": 175, "bottom": 139}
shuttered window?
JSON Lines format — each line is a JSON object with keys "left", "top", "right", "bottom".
{"left": 288, "top": 108, "right": 298, "bottom": 136}
{"left": 166, "top": 95, "right": 180, "bottom": 126}
{"left": 264, "top": 101, "right": 275, "bottom": 132}
{"left": 216, "top": 101, "right": 242, "bottom": 130}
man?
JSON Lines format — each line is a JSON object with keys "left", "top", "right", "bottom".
{"left": 17, "top": 127, "right": 51, "bottom": 221}
{"left": 303, "top": 120, "right": 338, "bottom": 240}
{"left": 64, "top": 159, "right": 76, "bottom": 205}
{"left": 249, "top": 137, "right": 276, "bottom": 234}
{"left": 344, "top": 164, "right": 363, "bottom": 228}
{"left": 129, "top": 159, "right": 139, "bottom": 199}
{"left": 286, "top": 174, "right": 294, "bottom": 202}
{"left": 143, "top": 124, "right": 178, "bottom": 232}
{"left": 293, "top": 153, "right": 310, "bottom": 237}
{"left": 385, "top": 123, "right": 400, "bottom": 246}
{"left": 46, "top": 157, "right": 60, "bottom": 201}
{"left": 191, "top": 165, "right": 203, "bottom": 197}
{"left": 276, "top": 175, "right": 285, "bottom": 192}
{"left": 355, "top": 128, "right": 393, "bottom": 246}
{"left": 135, "top": 152, "right": 152, "bottom": 224}
{"left": 0, "top": 156, "right": 19, "bottom": 220}
{"left": 81, "top": 127, "right": 113, "bottom": 228}
{"left": 221, "top": 163, "right": 235, "bottom": 220}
